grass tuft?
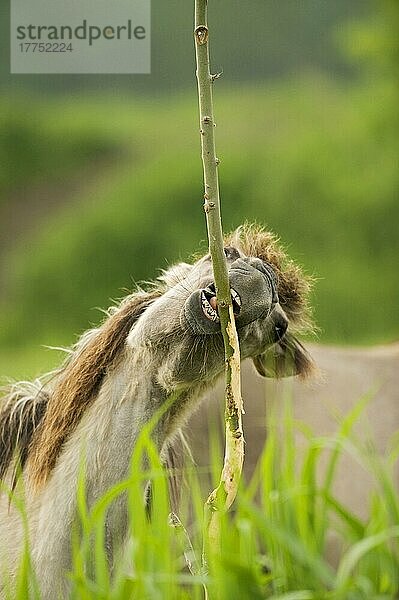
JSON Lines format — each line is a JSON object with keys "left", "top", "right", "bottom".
{"left": 3, "top": 398, "right": 398, "bottom": 599}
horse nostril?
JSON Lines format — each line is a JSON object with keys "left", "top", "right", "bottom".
{"left": 274, "top": 315, "right": 288, "bottom": 340}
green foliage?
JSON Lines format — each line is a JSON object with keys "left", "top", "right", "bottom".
{"left": 0, "top": 1, "right": 372, "bottom": 94}
{"left": 5, "top": 401, "right": 399, "bottom": 599}
{"left": 0, "top": 98, "right": 120, "bottom": 199}
{"left": 338, "top": 0, "right": 399, "bottom": 78}
{"left": 0, "top": 72, "right": 397, "bottom": 377}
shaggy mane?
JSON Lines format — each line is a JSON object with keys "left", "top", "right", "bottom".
{"left": 27, "top": 289, "right": 161, "bottom": 490}
{"left": 0, "top": 289, "right": 161, "bottom": 491}
{"left": 0, "top": 382, "right": 48, "bottom": 490}
{"left": 225, "top": 223, "right": 314, "bottom": 335}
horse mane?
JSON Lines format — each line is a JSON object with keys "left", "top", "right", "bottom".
{"left": 0, "top": 381, "right": 49, "bottom": 489}
{"left": 225, "top": 223, "right": 315, "bottom": 335}
{"left": 0, "top": 289, "right": 161, "bottom": 491}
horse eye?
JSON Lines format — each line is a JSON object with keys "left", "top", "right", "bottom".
{"left": 224, "top": 246, "right": 240, "bottom": 260}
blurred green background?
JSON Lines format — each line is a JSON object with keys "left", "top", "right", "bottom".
{"left": 0, "top": 0, "right": 398, "bottom": 379}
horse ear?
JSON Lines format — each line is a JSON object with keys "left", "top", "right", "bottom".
{"left": 252, "top": 333, "right": 314, "bottom": 379}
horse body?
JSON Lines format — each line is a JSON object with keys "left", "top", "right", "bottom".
{"left": 0, "top": 225, "right": 314, "bottom": 598}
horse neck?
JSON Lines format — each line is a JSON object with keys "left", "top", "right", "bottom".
{"left": 70, "top": 349, "right": 167, "bottom": 495}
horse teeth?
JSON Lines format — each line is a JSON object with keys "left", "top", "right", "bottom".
{"left": 230, "top": 288, "right": 241, "bottom": 307}
{"left": 201, "top": 291, "right": 219, "bottom": 322}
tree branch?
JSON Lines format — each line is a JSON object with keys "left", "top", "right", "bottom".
{"left": 194, "top": 0, "right": 244, "bottom": 556}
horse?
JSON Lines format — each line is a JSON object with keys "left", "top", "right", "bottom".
{"left": 0, "top": 224, "right": 314, "bottom": 598}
